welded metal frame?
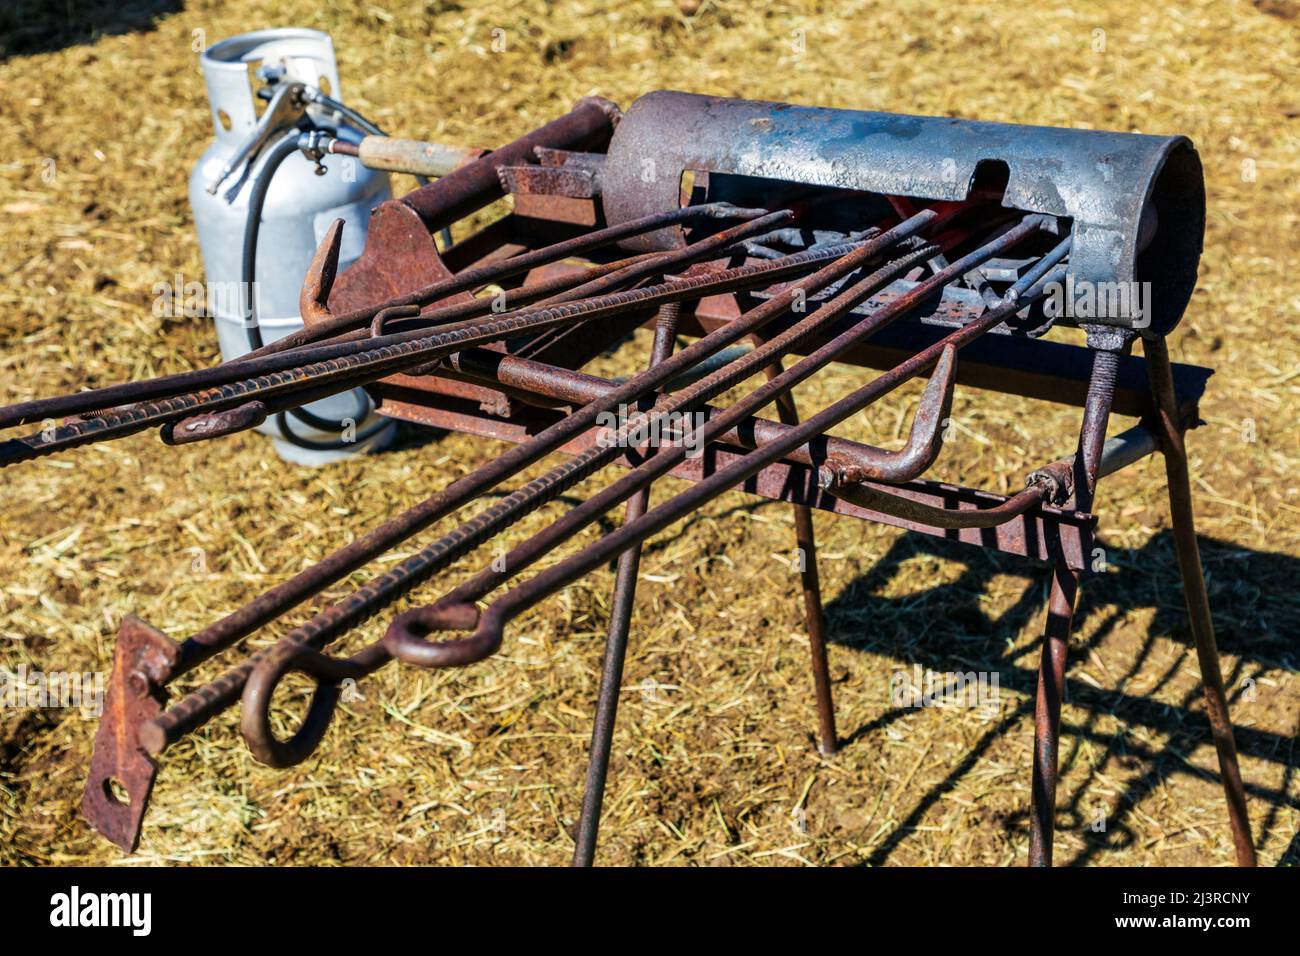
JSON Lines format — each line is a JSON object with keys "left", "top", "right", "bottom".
{"left": 0, "top": 92, "right": 1247, "bottom": 867}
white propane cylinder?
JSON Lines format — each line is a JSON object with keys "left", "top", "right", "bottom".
{"left": 189, "top": 28, "right": 395, "bottom": 465}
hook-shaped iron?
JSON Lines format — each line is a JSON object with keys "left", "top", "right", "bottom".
{"left": 369, "top": 303, "right": 423, "bottom": 338}
{"left": 383, "top": 601, "right": 503, "bottom": 670}
{"left": 821, "top": 343, "right": 957, "bottom": 487}
{"left": 299, "top": 218, "right": 345, "bottom": 326}
{"left": 239, "top": 639, "right": 364, "bottom": 769}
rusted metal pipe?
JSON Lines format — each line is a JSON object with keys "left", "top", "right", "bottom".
{"left": 1145, "top": 336, "right": 1255, "bottom": 866}
{"left": 449, "top": 348, "right": 949, "bottom": 486}
{"left": 140, "top": 213, "right": 937, "bottom": 758}
{"left": 401, "top": 96, "right": 620, "bottom": 233}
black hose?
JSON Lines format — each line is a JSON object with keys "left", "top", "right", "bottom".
{"left": 240, "top": 129, "right": 387, "bottom": 451}
{"left": 240, "top": 131, "right": 299, "bottom": 352}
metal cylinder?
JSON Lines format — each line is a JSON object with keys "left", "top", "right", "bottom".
{"left": 600, "top": 91, "right": 1205, "bottom": 336}
{"left": 188, "top": 27, "right": 395, "bottom": 464}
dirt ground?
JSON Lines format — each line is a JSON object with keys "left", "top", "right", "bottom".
{"left": 0, "top": 0, "right": 1297, "bottom": 866}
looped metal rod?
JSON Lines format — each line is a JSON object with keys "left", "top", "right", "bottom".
{"left": 135, "top": 210, "right": 940, "bottom": 767}
{"left": 234, "top": 232, "right": 945, "bottom": 764}
{"left": 239, "top": 640, "right": 376, "bottom": 769}
{"left": 382, "top": 217, "right": 1055, "bottom": 673}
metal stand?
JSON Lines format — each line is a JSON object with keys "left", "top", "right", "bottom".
{"left": 1029, "top": 338, "right": 1255, "bottom": 866}
{"left": 572, "top": 323, "right": 840, "bottom": 865}
{"left": 1145, "top": 337, "right": 1255, "bottom": 866}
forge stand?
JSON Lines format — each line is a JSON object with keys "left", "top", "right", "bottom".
{"left": 341, "top": 126, "right": 1251, "bottom": 868}
{"left": 343, "top": 233, "right": 1251, "bottom": 866}
{"left": 77, "top": 92, "right": 1253, "bottom": 866}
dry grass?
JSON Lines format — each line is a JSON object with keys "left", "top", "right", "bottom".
{"left": 0, "top": 0, "right": 1297, "bottom": 866}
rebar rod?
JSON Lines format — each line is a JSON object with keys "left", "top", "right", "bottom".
{"left": 250, "top": 202, "right": 773, "bottom": 357}
{"left": 141, "top": 211, "right": 939, "bottom": 754}
{"left": 382, "top": 220, "right": 1052, "bottom": 672}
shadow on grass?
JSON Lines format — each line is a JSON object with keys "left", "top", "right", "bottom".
{"left": 0, "top": 0, "right": 181, "bottom": 61}
{"left": 820, "top": 528, "right": 1299, "bottom": 867}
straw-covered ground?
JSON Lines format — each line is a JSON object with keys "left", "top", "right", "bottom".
{"left": 0, "top": 0, "right": 1296, "bottom": 866}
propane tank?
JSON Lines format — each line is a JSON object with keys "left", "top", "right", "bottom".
{"left": 189, "top": 28, "right": 395, "bottom": 465}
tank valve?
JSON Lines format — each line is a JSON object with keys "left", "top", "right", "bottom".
{"left": 205, "top": 80, "right": 309, "bottom": 196}
{"left": 298, "top": 130, "right": 334, "bottom": 177}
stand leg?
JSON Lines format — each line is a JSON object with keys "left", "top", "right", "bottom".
{"left": 1028, "top": 342, "right": 1115, "bottom": 866}
{"left": 791, "top": 502, "right": 838, "bottom": 755}
{"left": 573, "top": 303, "right": 680, "bottom": 866}
{"left": 1145, "top": 338, "right": 1255, "bottom": 866}
{"left": 571, "top": 510, "right": 644, "bottom": 866}
{"left": 1029, "top": 563, "right": 1080, "bottom": 866}
{"left": 755, "top": 342, "right": 837, "bottom": 755}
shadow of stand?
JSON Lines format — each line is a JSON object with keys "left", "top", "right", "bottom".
{"left": 0, "top": 0, "right": 182, "bottom": 61}
{"left": 821, "top": 527, "right": 1299, "bottom": 867}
